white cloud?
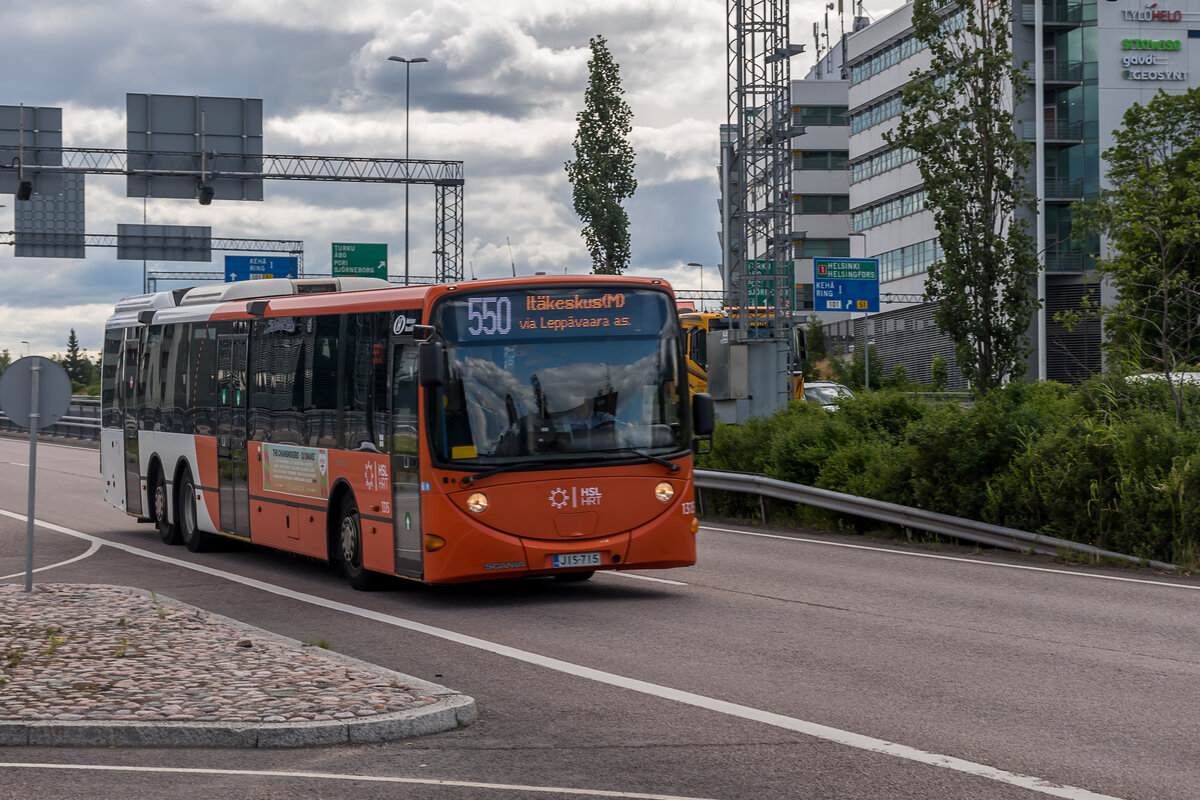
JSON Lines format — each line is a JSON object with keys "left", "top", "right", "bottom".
{"left": 2, "top": 0, "right": 909, "bottom": 356}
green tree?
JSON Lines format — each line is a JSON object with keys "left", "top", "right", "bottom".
{"left": 887, "top": 0, "right": 1038, "bottom": 391}
{"left": 930, "top": 353, "right": 949, "bottom": 392}
{"left": 62, "top": 329, "right": 89, "bottom": 384}
{"left": 565, "top": 35, "right": 637, "bottom": 274}
{"left": 1073, "top": 88, "right": 1200, "bottom": 425}
{"left": 831, "top": 343, "right": 883, "bottom": 391}
{"left": 0, "top": 348, "right": 10, "bottom": 377}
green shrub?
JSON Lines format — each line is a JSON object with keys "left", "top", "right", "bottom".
{"left": 700, "top": 376, "right": 1200, "bottom": 568}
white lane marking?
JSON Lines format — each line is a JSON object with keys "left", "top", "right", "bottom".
{"left": 0, "top": 509, "right": 1124, "bottom": 800}
{"left": 703, "top": 524, "right": 1200, "bottom": 592}
{"left": 7, "top": 462, "right": 29, "bottom": 467}
{"left": 608, "top": 571, "right": 688, "bottom": 586}
{"left": 0, "top": 539, "right": 102, "bottom": 580}
{"left": 0, "top": 764, "right": 718, "bottom": 799}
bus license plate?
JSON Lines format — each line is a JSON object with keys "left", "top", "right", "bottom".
{"left": 553, "top": 552, "right": 601, "bottom": 569}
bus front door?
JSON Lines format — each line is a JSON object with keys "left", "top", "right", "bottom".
{"left": 122, "top": 329, "right": 142, "bottom": 516}
{"left": 217, "top": 334, "right": 250, "bottom": 538}
{"left": 390, "top": 343, "right": 422, "bottom": 578}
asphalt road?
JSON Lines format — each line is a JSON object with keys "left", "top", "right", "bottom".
{"left": 0, "top": 437, "right": 1197, "bottom": 800}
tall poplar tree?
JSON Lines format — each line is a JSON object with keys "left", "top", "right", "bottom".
{"left": 886, "top": 0, "right": 1038, "bottom": 390}
{"left": 565, "top": 35, "right": 637, "bottom": 275}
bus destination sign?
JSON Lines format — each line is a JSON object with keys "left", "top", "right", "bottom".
{"left": 442, "top": 288, "right": 668, "bottom": 342}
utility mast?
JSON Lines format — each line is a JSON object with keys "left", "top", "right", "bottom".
{"left": 724, "top": 0, "right": 803, "bottom": 412}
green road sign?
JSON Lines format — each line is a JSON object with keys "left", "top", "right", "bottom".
{"left": 745, "top": 259, "right": 796, "bottom": 309}
{"left": 332, "top": 242, "right": 388, "bottom": 279}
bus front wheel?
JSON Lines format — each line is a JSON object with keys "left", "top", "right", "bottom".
{"left": 337, "top": 496, "right": 380, "bottom": 591}
{"left": 153, "top": 469, "right": 182, "bottom": 546}
{"left": 179, "top": 467, "right": 212, "bottom": 554}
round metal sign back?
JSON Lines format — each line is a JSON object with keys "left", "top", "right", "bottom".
{"left": 0, "top": 356, "right": 73, "bottom": 430}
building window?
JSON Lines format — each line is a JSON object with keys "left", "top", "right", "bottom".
{"left": 796, "top": 194, "right": 851, "bottom": 214}
{"left": 852, "top": 189, "right": 927, "bottom": 231}
{"left": 794, "top": 239, "right": 851, "bottom": 259}
{"left": 850, "top": 147, "right": 918, "bottom": 183}
{"left": 876, "top": 237, "right": 943, "bottom": 282}
{"left": 850, "top": 93, "right": 904, "bottom": 134}
{"left": 848, "top": 8, "right": 965, "bottom": 85}
{"left": 794, "top": 150, "right": 850, "bottom": 170}
{"left": 793, "top": 106, "right": 849, "bottom": 126}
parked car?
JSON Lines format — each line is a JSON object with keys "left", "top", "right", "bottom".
{"left": 802, "top": 381, "right": 854, "bottom": 410}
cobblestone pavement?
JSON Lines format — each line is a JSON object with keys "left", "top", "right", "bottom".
{"left": 0, "top": 583, "right": 475, "bottom": 747}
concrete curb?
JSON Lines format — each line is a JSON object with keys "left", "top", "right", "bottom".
{"left": 0, "top": 588, "right": 477, "bottom": 748}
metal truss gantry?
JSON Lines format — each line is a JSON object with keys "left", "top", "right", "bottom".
{"left": 0, "top": 231, "right": 302, "bottom": 262}
{"left": 144, "top": 271, "right": 443, "bottom": 293}
{"left": 3, "top": 147, "right": 465, "bottom": 283}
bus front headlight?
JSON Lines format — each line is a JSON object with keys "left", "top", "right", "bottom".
{"left": 466, "top": 492, "right": 488, "bottom": 513}
{"left": 654, "top": 482, "right": 674, "bottom": 503}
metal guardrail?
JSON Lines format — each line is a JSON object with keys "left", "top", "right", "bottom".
{"left": 0, "top": 396, "right": 101, "bottom": 441}
{"left": 1, "top": 404, "right": 1179, "bottom": 572}
{"left": 694, "top": 469, "right": 1179, "bottom": 571}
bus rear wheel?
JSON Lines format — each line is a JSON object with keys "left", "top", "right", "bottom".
{"left": 337, "top": 497, "right": 380, "bottom": 591}
{"left": 153, "top": 469, "right": 182, "bottom": 546}
{"left": 178, "top": 467, "right": 212, "bottom": 553}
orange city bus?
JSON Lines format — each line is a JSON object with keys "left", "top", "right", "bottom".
{"left": 100, "top": 274, "right": 715, "bottom": 589}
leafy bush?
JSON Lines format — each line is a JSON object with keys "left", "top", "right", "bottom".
{"left": 700, "top": 379, "right": 1200, "bottom": 569}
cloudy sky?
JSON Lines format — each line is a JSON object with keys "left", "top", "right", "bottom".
{"left": 0, "top": 0, "right": 896, "bottom": 358}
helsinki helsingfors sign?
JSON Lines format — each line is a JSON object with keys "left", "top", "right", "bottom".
{"left": 813, "top": 257, "right": 880, "bottom": 313}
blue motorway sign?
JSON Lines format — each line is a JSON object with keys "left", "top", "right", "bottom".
{"left": 225, "top": 255, "right": 299, "bottom": 282}
{"left": 813, "top": 257, "right": 880, "bottom": 313}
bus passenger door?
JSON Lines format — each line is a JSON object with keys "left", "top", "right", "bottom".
{"left": 217, "top": 334, "right": 250, "bottom": 538}
{"left": 122, "top": 329, "right": 143, "bottom": 515}
{"left": 390, "top": 343, "right": 423, "bottom": 578}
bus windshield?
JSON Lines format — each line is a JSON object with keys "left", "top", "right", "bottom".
{"left": 431, "top": 286, "right": 685, "bottom": 465}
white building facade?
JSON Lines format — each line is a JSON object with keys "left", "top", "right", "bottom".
{"left": 788, "top": 0, "right": 1200, "bottom": 386}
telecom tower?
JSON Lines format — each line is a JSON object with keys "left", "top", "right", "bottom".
{"left": 722, "top": 0, "right": 802, "bottom": 414}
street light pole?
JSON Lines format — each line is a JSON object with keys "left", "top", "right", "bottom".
{"left": 388, "top": 55, "right": 429, "bottom": 286}
{"left": 687, "top": 263, "right": 705, "bottom": 310}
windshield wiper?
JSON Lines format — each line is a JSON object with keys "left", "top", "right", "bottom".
{"left": 599, "top": 448, "right": 681, "bottom": 472}
{"left": 460, "top": 456, "right": 595, "bottom": 486}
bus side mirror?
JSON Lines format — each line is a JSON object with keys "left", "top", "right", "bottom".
{"left": 692, "top": 392, "right": 715, "bottom": 437}
{"left": 419, "top": 341, "right": 444, "bottom": 388}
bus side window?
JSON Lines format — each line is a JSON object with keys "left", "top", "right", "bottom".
{"left": 101, "top": 328, "right": 123, "bottom": 428}
{"left": 391, "top": 346, "right": 419, "bottom": 456}
{"left": 164, "top": 324, "right": 189, "bottom": 434}
{"left": 342, "top": 312, "right": 381, "bottom": 451}
{"left": 688, "top": 327, "right": 707, "bottom": 371}
{"left": 190, "top": 324, "right": 219, "bottom": 436}
{"left": 308, "top": 315, "right": 340, "bottom": 448}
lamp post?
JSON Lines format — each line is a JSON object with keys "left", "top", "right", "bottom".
{"left": 686, "top": 262, "right": 705, "bottom": 310}
{"left": 21, "top": 341, "right": 29, "bottom": 357}
{"left": 432, "top": 249, "right": 446, "bottom": 282}
{"left": 387, "top": 55, "right": 429, "bottom": 286}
